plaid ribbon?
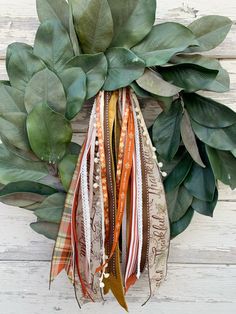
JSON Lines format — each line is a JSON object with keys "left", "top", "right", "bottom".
{"left": 50, "top": 149, "right": 84, "bottom": 284}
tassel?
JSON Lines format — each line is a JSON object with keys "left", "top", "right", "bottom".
{"left": 50, "top": 88, "right": 170, "bottom": 309}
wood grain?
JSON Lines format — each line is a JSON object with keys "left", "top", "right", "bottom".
{"left": 1, "top": 201, "right": 236, "bottom": 264}
{"left": 0, "top": 261, "right": 235, "bottom": 314}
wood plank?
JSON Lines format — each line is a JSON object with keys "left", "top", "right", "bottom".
{"left": 0, "top": 261, "right": 235, "bottom": 314}
{"left": 0, "top": 0, "right": 236, "bottom": 59}
{"left": 1, "top": 201, "right": 236, "bottom": 263}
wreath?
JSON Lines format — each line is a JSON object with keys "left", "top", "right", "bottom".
{"left": 0, "top": 0, "right": 235, "bottom": 310}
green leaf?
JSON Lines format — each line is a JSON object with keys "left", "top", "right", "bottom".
{"left": 103, "top": 48, "right": 145, "bottom": 91}
{"left": 132, "top": 22, "right": 195, "bottom": 66}
{"left": 171, "top": 54, "right": 230, "bottom": 92}
{"left": 69, "top": 3, "right": 81, "bottom": 55}
{"left": 30, "top": 221, "right": 59, "bottom": 240}
{"left": 0, "top": 134, "right": 39, "bottom": 162}
{"left": 164, "top": 152, "right": 193, "bottom": 192}
{"left": 0, "top": 145, "right": 48, "bottom": 184}
{"left": 67, "top": 142, "right": 81, "bottom": 155}
{"left": 64, "top": 53, "right": 107, "bottom": 99}
{"left": 59, "top": 67, "right": 86, "bottom": 120}
{"left": 0, "top": 192, "right": 46, "bottom": 209}
{"left": 184, "top": 158, "right": 216, "bottom": 202}
{"left": 183, "top": 93, "right": 236, "bottom": 128}
{"left": 167, "top": 186, "right": 193, "bottom": 223}
{"left": 136, "top": 69, "right": 182, "bottom": 97}
{"left": 36, "top": 0, "right": 69, "bottom": 31}
{"left": 170, "top": 207, "right": 194, "bottom": 239}
{"left": 191, "top": 120, "right": 236, "bottom": 151}
{"left": 158, "top": 146, "right": 188, "bottom": 174}
{"left": 25, "top": 68, "right": 67, "bottom": 114}
{"left": 180, "top": 110, "right": 205, "bottom": 168}
{"left": 108, "top": 0, "right": 156, "bottom": 48}
{"left": 34, "top": 20, "right": 74, "bottom": 72}
{"left": 0, "top": 181, "right": 57, "bottom": 197}
{"left": 152, "top": 99, "right": 183, "bottom": 160}
{"left": 0, "top": 113, "right": 30, "bottom": 151}
{"left": 26, "top": 103, "right": 73, "bottom": 163}
{"left": 70, "top": 0, "right": 113, "bottom": 53}
{"left": 192, "top": 189, "right": 218, "bottom": 217}
{"left": 0, "top": 85, "right": 26, "bottom": 113}
{"left": 188, "top": 15, "right": 233, "bottom": 52}
{"left": 206, "top": 146, "right": 236, "bottom": 189}
{"left": 58, "top": 154, "right": 77, "bottom": 191}
{"left": 0, "top": 81, "right": 10, "bottom": 86}
{"left": 158, "top": 64, "right": 218, "bottom": 92}
{"left": 7, "top": 43, "right": 45, "bottom": 92}
{"left": 34, "top": 193, "right": 66, "bottom": 223}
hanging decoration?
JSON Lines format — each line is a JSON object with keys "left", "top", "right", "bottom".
{"left": 0, "top": 0, "right": 235, "bottom": 310}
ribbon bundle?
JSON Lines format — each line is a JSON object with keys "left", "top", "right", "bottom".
{"left": 50, "top": 88, "right": 170, "bottom": 310}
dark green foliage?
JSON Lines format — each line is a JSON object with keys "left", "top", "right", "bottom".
{"left": 0, "top": 0, "right": 234, "bottom": 240}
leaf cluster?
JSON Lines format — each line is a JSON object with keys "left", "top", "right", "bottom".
{"left": 0, "top": 0, "right": 234, "bottom": 239}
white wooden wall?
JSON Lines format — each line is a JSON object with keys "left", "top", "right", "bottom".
{"left": 0, "top": 1, "right": 236, "bottom": 313}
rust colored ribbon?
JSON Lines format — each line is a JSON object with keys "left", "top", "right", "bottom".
{"left": 96, "top": 93, "right": 135, "bottom": 274}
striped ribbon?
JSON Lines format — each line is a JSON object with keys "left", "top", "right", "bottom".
{"left": 50, "top": 88, "right": 170, "bottom": 310}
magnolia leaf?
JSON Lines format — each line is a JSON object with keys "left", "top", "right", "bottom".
{"left": 108, "top": 0, "right": 156, "bottom": 48}
{"left": 0, "top": 192, "right": 46, "bottom": 208}
{"left": 34, "top": 193, "right": 66, "bottom": 223}
{"left": 188, "top": 15, "right": 233, "bottom": 52}
{"left": 0, "top": 85, "right": 25, "bottom": 113}
{"left": 0, "top": 135, "right": 39, "bottom": 162}
{"left": 130, "top": 82, "right": 151, "bottom": 98}
{"left": 69, "top": 3, "right": 81, "bottom": 55}
{"left": 7, "top": 43, "right": 45, "bottom": 92}
{"left": 132, "top": 22, "right": 195, "bottom": 67}
{"left": 0, "top": 113, "right": 30, "bottom": 151}
{"left": 36, "top": 0, "right": 69, "bottom": 31}
{"left": 0, "top": 143, "right": 49, "bottom": 184}
{"left": 59, "top": 67, "right": 86, "bottom": 120}
{"left": 68, "top": 142, "right": 81, "bottom": 155}
{"left": 164, "top": 152, "right": 193, "bottom": 192}
{"left": 152, "top": 99, "right": 183, "bottom": 160}
{"left": 0, "top": 181, "right": 56, "bottom": 196}
{"left": 65, "top": 53, "right": 107, "bottom": 99}
{"left": 26, "top": 103, "right": 73, "bottom": 163}
{"left": 206, "top": 146, "right": 236, "bottom": 189}
{"left": 167, "top": 186, "right": 193, "bottom": 223}
{"left": 184, "top": 161, "right": 216, "bottom": 202}
{"left": 171, "top": 54, "right": 230, "bottom": 92}
{"left": 104, "top": 48, "right": 145, "bottom": 91}
{"left": 192, "top": 189, "right": 218, "bottom": 217}
{"left": 136, "top": 69, "right": 182, "bottom": 97}
{"left": 58, "top": 154, "right": 77, "bottom": 191}
{"left": 170, "top": 207, "right": 194, "bottom": 239}
{"left": 130, "top": 82, "right": 173, "bottom": 112}
{"left": 0, "top": 81, "right": 10, "bottom": 86}
{"left": 181, "top": 110, "right": 205, "bottom": 168}
{"left": 38, "top": 174, "right": 64, "bottom": 191}
{"left": 30, "top": 221, "right": 59, "bottom": 240}
{"left": 25, "top": 68, "right": 67, "bottom": 114}
{"left": 158, "top": 64, "right": 218, "bottom": 92}
{"left": 158, "top": 146, "right": 189, "bottom": 175}
{"left": 34, "top": 20, "right": 74, "bottom": 72}
{"left": 183, "top": 93, "right": 236, "bottom": 128}
{"left": 191, "top": 120, "right": 236, "bottom": 151}
{"left": 70, "top": 0, "right": 113, "bottom": 53}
